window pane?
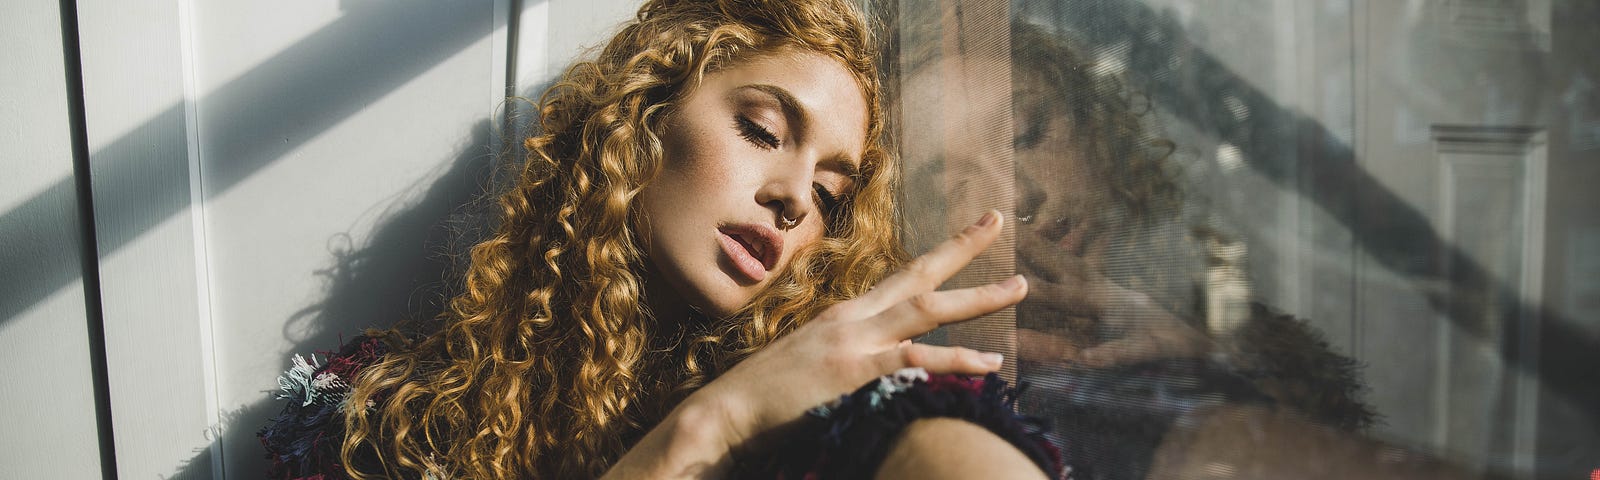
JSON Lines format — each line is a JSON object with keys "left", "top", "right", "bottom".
{"left": 884, "top": 0, "right": 1600, "bottom": 477}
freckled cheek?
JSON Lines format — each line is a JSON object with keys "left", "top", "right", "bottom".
{"left": 661, "top": 138, "right": 743, "bottom": 187}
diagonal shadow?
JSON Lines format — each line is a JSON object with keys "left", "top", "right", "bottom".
{"left": 0, "top": 0, "right": 546, "bottom": 325}
{"left": 162, "top": 114, "right": 506, "bottom": 479}
{"left": 1039, "top": 0, "right": 1598, "bottom": 453}
{"left": 160, "top": 65, "right": 554, "bottom": 477}
{"left": 152, "top": 30, "right": 561, "bottom": 480}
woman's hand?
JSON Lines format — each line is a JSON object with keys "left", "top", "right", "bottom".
{"left": 1015, "top": 217, "right": 1209, "bottom": 368}
{"left": 605, "top": 210, "right": 1026, "bottom": 479}
{"left": 698, "top": 209, "right": 1026, "bottom": 448}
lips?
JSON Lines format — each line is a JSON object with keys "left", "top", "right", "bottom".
{"left": 717, "top": 223, "right": 784, "bottom": 282}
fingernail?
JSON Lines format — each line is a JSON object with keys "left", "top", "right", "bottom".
{"left": 976, "top": 210, "right": 999, "bottom": 227}
{"left": 981, "top": 352, "right": 1005, "bottom": 367}
{"left": 1000, "top": 274, "right": 1026, "bottom": 290}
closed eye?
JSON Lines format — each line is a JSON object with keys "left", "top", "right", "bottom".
{"left": 1014, "top": 116, "right": 1046, "bottom": 149}
{"left": 1014, "top": 103, "right": 1049, "bottom": 150}
{"left": 735, "top": 115, "right": 781, "bottom": 149}
{"left": 813, "top": 183, "right": 843, "bottom": 220}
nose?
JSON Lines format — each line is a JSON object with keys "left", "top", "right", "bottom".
{"left": 1017, "top": 173, "right": 1046, "bottom": 225}
{"left": 755, "top": 157, "right": 816, "bottom": 230}
{"left": 1015, "top": 172, "right": 1079, "bottom": 243}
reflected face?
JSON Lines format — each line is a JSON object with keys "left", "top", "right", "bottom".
{"left": 638, "top": 49, "right": 868, "bottom": 318}
{"left": 1013, "top": 100, "right": 1103, "bottom": 256}
{"left": 1011, "top": 77, "right": 1115, "bottom": 343}
{"left": 1017, "top": 100, "right": 1107, "bottom": 334}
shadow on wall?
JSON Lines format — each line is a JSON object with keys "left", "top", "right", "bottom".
{"left": 165, "top": 118, "right": 494, "bottom": 479}
{"left": 0, "top": 0, "right": 544, "bottom": 327}
{"left": 161, "top": 77, "right": 555, "bottom": 477}
{"left": 5, "top": 0, "right": 547, "bottom": 477}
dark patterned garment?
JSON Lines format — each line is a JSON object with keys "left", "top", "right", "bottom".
{"left": 258, "top": 341, "right": 1061, "bottom": 479}
{"left": 259, "top": 336, "right": 390, "bottom": 480}
{"left": 260, "top": 307, "right": 1369, "bottom": 480}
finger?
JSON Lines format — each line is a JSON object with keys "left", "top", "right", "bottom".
{"left": 1017, "top": 301, "right": 1098, "bottom": 338}
{"left": 849, "top": 210, "right": 1005, "bottom": 315}
{"left": 1021, "top": 273, "right": 1097, "bottom": 317}
{"left": 1016, "top": 327, "right": 1074, "bottom": 363}
{"left": 874, "top": 343, "right": 1004, "bottom": 377}
{"left": 1015, "top": 233, "right": 1062, "bottom": 283}
{"left": 1017, "top": 237, "right": 1092, "bottom": 284}
{"left": 1075, "top": 324, "right": 1210, "bottom": 368}
{"left": 874, "top": 274, "right": 1027, "bottom": 340}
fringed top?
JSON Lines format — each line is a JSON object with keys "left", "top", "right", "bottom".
{"left": 259, "top": 314, "right": 1369, "bottom": 480}
{"left": 258, "top": 340, "right": 1061, "bottom": 479}
{"left": 259, "top": 336, "right": 390, "bottom": 480}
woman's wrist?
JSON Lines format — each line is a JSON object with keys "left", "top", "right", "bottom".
{"left": 605, "top": 389, "right": 744, "bottom": 479}
{"left": 671, "top": 391, "right": 743, "bottom": 458}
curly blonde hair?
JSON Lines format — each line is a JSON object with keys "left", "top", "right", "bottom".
{"left": 340, "top": 0, "right": 904, "bottom": 477}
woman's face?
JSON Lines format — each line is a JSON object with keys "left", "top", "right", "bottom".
{"left": 638, "top": 49, "right": 868, "bottom": 318}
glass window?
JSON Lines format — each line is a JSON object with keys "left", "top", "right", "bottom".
{"left": 880, "top": 0, "right": 1600, "bottom": 477}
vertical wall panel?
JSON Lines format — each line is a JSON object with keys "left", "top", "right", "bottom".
{"left": 0, "top": 1, "right": 107, "bottom": 478}
{"left": 51, "top": 1, "right": 649, "bottom": 477}
{"left": 184, "top": 2, "right": 509, "bottom": 477}
{"left": 75, "top": 0, "right": 217, "bottom": 477}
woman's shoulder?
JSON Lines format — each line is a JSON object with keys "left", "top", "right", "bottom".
{"left": 258, "top": 333, "right": 403, "bottom": 480}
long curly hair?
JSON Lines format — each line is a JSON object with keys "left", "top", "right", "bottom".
{"left": 339, "top": 0, "right": 905, "bottom": 477}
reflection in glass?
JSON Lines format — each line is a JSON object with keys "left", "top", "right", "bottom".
{"left": 885, "top": 0, "right": 1599, "bottom": 477}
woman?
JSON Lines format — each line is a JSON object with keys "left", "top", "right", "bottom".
{"left": 261, "top": 0, "right": 1052, "bottom": 478}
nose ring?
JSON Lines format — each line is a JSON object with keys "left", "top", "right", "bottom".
{"left": 780, "top": 215, "right": 799, "bottom": 230}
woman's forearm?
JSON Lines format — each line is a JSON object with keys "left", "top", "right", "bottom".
{"left": 602, "top": 394, "right": 737, "bottom": 479}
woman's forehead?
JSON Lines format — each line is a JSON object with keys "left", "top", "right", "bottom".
{"left": 710, "top": 50, "right": 867, "bottom": 110}
{"left": 698, "top": 49, "right": 871, "bottom": 162}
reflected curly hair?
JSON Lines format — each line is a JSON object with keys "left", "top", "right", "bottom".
{"left": 340, "top": 0, "right": 904, "bottom": 478}
{"left": 1009, "top": 22, "right": 1180, "bottom": 224}
{"left": 1008, "top": 22, "right": 1193, "bottom": 320}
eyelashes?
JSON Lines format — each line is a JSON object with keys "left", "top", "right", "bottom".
{"left": 1014, "top": 115, "right": 1047, "bottom": 149}
{"left": 735, "top": 115, "right": 782, "bottom": 149}
{"left": 735, "top": 114, "right": 850, "bottom": 223}
{"left": 813, "top": 184, "right": 843, "bottom": 218}
{"left": 1013, "top": 104, "right": 1051, "bottom": 150}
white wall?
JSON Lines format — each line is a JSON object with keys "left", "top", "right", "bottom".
{"left": 0, "top": 1, "right": 105, "bottom": 478}
{"left": 1, "top": 1, "right": 640, "bottom": 478}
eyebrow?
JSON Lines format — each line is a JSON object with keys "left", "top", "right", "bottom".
{"left": 735, "top": 84, "right": 863, "bottom": 178}
{"left": 739, "top": 83, "right": 807, "bottom": 127}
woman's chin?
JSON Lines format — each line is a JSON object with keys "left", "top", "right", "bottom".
{"left": 652, "top": 276, "right": 756, "bottom": 322}
{"left": 694, "top": 287, "right": 756, "bottom": 320}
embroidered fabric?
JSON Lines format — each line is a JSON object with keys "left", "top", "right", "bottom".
{"left": 259, "top": 344, "right": 1061, "bottom": 480}
{"left": 259, "top": 341, "right": 1362, "bottom": 480}
{"left": 258, "top": 336, "right": 389, "bottom": 480}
